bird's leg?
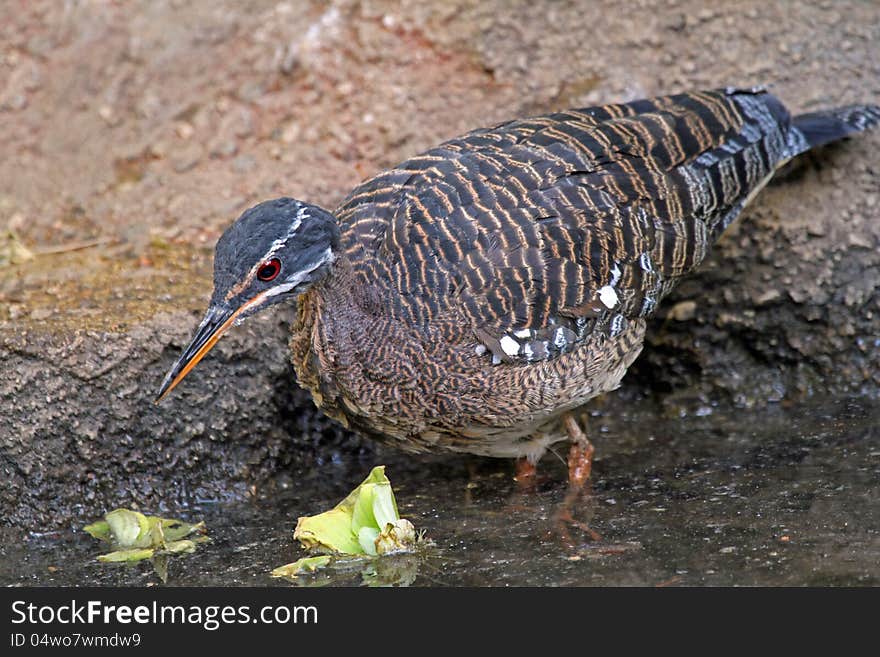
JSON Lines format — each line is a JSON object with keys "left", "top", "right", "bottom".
{"left": 553, "top": 412, "right": 602, "bottom": 546}
{"left": 513, "top": 457, "right": 537, "bottom": 489}
{"left": 564, "top": 413, "right": 595, "bottom": 486}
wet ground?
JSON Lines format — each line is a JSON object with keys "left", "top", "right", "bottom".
{"left": 3, "top": 395, "right": 877, "bottom": 587}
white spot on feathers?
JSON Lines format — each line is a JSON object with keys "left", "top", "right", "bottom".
{"left": 474, "top": 344, "right": 487, "bottom": 356}
{"left": 553, "top": 327, "right": 566, "bottom": 349}
{"left": 514, "top": 328, "right": 531, "bottom": 339}
{"left": 610, "top": 314, "right": 627, "bottom": 337}
{"left": 598, "top": 285, "right": 619, "bottom": 308}
{"left": 610, "top": 263, "right": 622, "bottom": 286}
{"left": 500, "top": 335, "right": 520, "bottom": 356}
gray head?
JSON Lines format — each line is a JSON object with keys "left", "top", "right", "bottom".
{"left": 156, "top": 197, "right": 338, "bottom": 401}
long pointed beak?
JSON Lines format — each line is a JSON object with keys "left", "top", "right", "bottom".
{"left": 155, "top": 286, "right": 275, "bottom": 403}
{"left": 155, "top": 304, "right": 238, "bottom": 403}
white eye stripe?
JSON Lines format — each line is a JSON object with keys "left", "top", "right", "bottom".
{"left": 273, "top": 246, "right": 335, "bottom": 292}
{"left": 223, "top": 205, "right": 316, "bottom": 303}
{"left": 261, "top": 206, "right": 308, "bottom": 263}
{"left": 234, "top": 206, "right": 308, "bottom": 297}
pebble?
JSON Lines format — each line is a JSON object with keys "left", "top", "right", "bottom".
{"left": 668, "top": 300, "right": 697, "bottom": 322}
{"left": 175, "top": 122, "right": 195, "bottom": 139}
{"left": 209, "top": 139, "right": 238, "bottom": 158}
{"left": 848, "top": 233, "right": 873, "bottom": 249}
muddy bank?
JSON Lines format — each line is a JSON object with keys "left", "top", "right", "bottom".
{"left": 1, "top": 0, "right": 879, "bottom": 528}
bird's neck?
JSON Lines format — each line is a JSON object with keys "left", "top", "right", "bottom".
{"left": 288, "top": 255, "right": 378, "bottom": 424}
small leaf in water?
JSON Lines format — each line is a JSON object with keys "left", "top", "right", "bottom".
{"left": 105, "top": 509, "right": 152, "bottom": 548}
{"left": 84, "top": 509, "right": 208, "bottom": 576}
{"left": 96, "top": 548, "right": 156, "bottom": 563}
{"left": 83, "top": 520, "right": 112, "bottom": 543}
{"left": 163, "top": 540, "right": 198, "bottom": 554}
{"left": 162, "top": 520, "right": 206, "bottom": 543}
{"left": 152, "top": 555, "right": 169, "bottom": 584}
{"left": 271, "top": 556, "right": 332, "bottom": 579}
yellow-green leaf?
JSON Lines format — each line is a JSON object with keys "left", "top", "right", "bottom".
{"left": 294, "top": 507, "right": 363, "bottom": 555}
{"left": 294, "top": 465, "right": 409, "bottom": 556}
{"left": 358, "top": 526, "right": 380, "bottom": 556}
{"left": 372, "top": 484, "right": 399, "bottom": 529}
{"left": 271, "top": 555, "right": 332, "bottom": 579}
{"left": 351, "top": 483, "right": 377, "bottom": 532}
{"left": 83, "top": 520, "right": 112, "bottom": 542}
{"left": 85, "top": 509, "right": 208, "bottom": 568}
{"left": 163, "top": 539, "right": 198, "bottom": 554}
{"left": 97, "top": 548, "right": 155, "bottom": 563}
{"left": 105, "top": 509, "right": 152, "bottom": 548}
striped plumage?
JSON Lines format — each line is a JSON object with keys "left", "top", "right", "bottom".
{"left": 159, "top": 87, "right": 880, "bottom": 465}
{"left": 334, "top": 88, "right": 809, "bottom": 367}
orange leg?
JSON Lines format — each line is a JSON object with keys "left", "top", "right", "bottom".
{"left": 564, "top": 413, "right": 595, "bottom": 486}
{"left": 553, "top": 413, "right": 602, "bottom": 546}
{"left": 514, "top": 457, "right": 537, "bottom": 488}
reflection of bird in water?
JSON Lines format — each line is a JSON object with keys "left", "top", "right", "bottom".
{"left": 157, "top": 88, "right": 879, "bottom": 501}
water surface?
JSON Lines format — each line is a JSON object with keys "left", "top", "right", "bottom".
{"left": 2, "top": 397, "right": 877, "bottom": 586}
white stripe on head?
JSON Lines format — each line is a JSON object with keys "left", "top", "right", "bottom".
{"left": 261, "top": 204, "right": 308, "bottom": 263}
{"left": 276, "top": 246, "right": 334, "bottom": 293}
{"left": 226, "top": 205, "right": 309, "bottom": 302}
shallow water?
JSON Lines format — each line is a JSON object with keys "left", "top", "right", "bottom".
{"left": 2, "top": 396, "right": 878, "bottom": 586}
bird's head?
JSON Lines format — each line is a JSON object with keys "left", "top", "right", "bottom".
{"left": 156, "top": 197, "right": 338, "bottom": 402}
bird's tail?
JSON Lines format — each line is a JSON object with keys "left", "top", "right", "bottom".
{"left": 789, "top": 104, "right": 880, "bottom": 155}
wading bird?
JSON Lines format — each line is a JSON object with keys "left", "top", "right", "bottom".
{"left": 157, "top": 87, "right": 879, "bottom": 490}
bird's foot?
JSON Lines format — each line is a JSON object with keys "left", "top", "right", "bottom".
{"left": 551, "top": 483, "right": 603, "bottom": 548}
{"left": 513, "top": 457, "right": 538, "bottom": 489}
{"left": 550, "top": 413, "right": 601, "bottom": 547}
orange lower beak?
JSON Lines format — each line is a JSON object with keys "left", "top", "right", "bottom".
{"left": 155, "top": 291, "right": 268, "bottom": 403}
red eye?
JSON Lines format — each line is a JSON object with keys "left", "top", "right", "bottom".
{"left": 257, "top": 258, "right": 281, "bottom": 282}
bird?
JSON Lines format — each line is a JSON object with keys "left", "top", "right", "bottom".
{"left": 156, "top": 86, "right": 879, "bottom": 488}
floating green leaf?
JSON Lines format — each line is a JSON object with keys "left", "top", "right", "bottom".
{"left": 270, "top": 555, "right": 333, "bottom": 579}
{"left": 84, "top": 508, "right": 208, "bottom": 575}
{"left": 97, "top": 548, "right": 155, "bottom": 563}
{"left": 82, "top": 520, "right": 112, "bottom": 543}
{"left": 372, "top": 484, "right": 398, "bottom": 529}
{"left": 351, "top": 481, "right": 377, "bottom": 532}
{"left": 105, "top": 509, "right": 151, "bottom": 548}
{"left": 292, "top": 466, "right": 419, "bottom": 557}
